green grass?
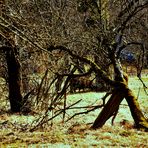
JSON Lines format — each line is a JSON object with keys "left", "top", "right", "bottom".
{"left": 0, "top": 75, "right": 148, "bottom": 147}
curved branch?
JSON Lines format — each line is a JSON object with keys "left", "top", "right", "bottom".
{"left": 117, "top": 1, "right": 148, "bottom": 32}
{"left": 56, "top": 67, "right": 93, "bottom": 78}
{"left": 47, "top": 45, "right": 116, "bottom": 87}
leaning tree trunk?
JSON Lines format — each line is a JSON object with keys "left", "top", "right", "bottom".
{"left": 48, "top": 45, "right": 148, "bottom": 131}
{"left": 125, "top": 88, "right": 148, "bottom": 130}
{"left": 92, "top": 88, "right": 125, "bottom": 128}
{"left": 92, "top": 75, "right": 148, "bottom": 131}
{"left": 5, "top": 46, "right": 23, "bottom": 112}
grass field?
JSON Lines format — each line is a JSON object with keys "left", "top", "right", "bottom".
{"left": 0, "top": 74, "right": 148, "bottom": 147}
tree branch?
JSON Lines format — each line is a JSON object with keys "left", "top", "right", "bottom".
{"left": 117, "top": 1, "right": 148, "bottom": 32}
{"left": 0, "top": 16, "right": 49, "bottom": 54}
{"left": 47, "top": 45, "right": 116, "bottom": 87}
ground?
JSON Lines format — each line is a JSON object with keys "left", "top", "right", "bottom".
{"left": 0, "top": 72, "right": 148, "bottom": 147}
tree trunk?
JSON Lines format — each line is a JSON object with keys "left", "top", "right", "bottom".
{"left": 92, "top": 88, "right": 125, "bottom": 129}
{"left": 48, "top": 45, "right": 148, "bottom": 131}
{"left": 92, "top": 82, "right": 148, "bottom": 131}
{"left": 5, "top": 47, "right": 23, "bottom": 112}
{"left": 125, "top": 89, "right": 148, "bottom": 130}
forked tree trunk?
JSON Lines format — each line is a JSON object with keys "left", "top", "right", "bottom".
{"left": 92, "top": 88, "right": 125, "bottom": 128}
{"left": 5, "top": 46, "right": 23, "bottom": 112}
{"left": 48, "top": 45, "right": 148, "bottom": 131}
{"left": 92, "top": 79, "right": 148, "bottom": 131}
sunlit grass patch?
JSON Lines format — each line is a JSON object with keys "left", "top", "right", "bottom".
{"left": 0, "top": 74, "right": 148, "bottom": 147}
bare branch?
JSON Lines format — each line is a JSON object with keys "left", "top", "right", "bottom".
{"left": 30, "top": 99, "right": 82, "bottom": 132}
{"left": 117, "top": 1, "right": 148, "bottom": 32}
{"left": 55, "top": 67, "right": 93, "bottom": 78}
{"left": 47, "top": 45, "right": 116, "bottom": 87}
{"left": 0, "top": 16, "right": 49, "bottom": 53}
{"left": 66, "top": 104, "right": 104, "bottom": 122}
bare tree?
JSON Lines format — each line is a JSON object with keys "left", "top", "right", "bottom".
{"left": 47, "top": 0, "right": 148, "bottom": 130}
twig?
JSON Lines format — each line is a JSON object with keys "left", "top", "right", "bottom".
{"left": 63, "top": 91, "right": 67, "bottom": 122}
{"left": 137, "top": 76, "right": 148, "bottom": 95}
{"left": 66, "top": 104, "right": 104, "bottom": 122}
{"left": 0, "top": 16, "right": 50, "bottom": 54}
{"left": 137, "top": 87, "right": 141, "bottom": 100}
{"left": 111, "top": 109, "right": 119, "bottom": 125}
{"left": 30, "top": 99, "right": 82, "bottom": 131}
{"left": 36, "top": 69, "right": 49, "bottom": 105}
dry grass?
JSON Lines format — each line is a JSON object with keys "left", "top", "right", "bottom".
{"left": 0, "top": 74, "right": 148, "bottom": 147}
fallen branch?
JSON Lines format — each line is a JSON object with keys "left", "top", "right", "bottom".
{"left": 29, "top": 99, "right": 82, "bottom": 131}
{"left": 66, "top": 104, "right": 104, "bottom": 122}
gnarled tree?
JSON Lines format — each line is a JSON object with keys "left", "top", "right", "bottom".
{"left": 47, "top": 0, "right": 148, "bottom": 131}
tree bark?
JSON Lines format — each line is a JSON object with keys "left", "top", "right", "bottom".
{"left": 92, "top": 88, "right": 125, "bottom": 129}
{"left": 92, "top": 82, "right": 148, "bottom": 131}
{"left": 125, "top": 89, "right": 148, "bottom": 130}
{"left": 5, "top": 46, "right": 23, "bottom": 112}
{"left": 48, "top": 46, "right": 148, "bottom": 131}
